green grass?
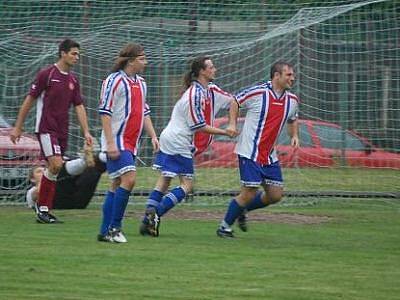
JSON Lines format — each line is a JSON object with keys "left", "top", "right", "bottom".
{"left": 1, "top": 200, "right": 399, "bottom": 300}
{"left": 96, "top": 167, "right": 400, "bottom": 193}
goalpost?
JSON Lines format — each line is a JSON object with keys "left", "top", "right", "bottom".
{"left": 0, "top": 0, "right": 399, "bottom": 205}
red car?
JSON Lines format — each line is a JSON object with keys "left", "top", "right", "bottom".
{"left": 196, "top": 118, "right": 400, "bottom": 169}
{"left": 0, "top": 115, "right": 42, "bottom": 189}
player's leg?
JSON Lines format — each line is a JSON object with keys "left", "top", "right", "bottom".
{"left": 106, "top": 150, "right": 136, "bottom": 243}
{"left": 35, "top": 133, "right": 64, "bottom": 224}
{"left": 97, "top": 178, "right": 120, "bottom": 242}
{"left": 237, "top": 161, "right": 284, "bottom": 232}
{"left": 217, "top": 155, "right": 260, "bottom": 238}
{"left": 141, "top": 151, "right": 194, "bottom": 237}
{"left": 156, "top": 176, "right": 192, "bottom": 217}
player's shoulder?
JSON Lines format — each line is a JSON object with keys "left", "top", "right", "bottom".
{"left": 36, "top": 64, "right": 56, "bottom": 77}
{"left": 136, "top": 74, "right": 146, "bottom": 83}
{"left": 287, "top": 91, "right": 300, "bottom": 102}
{"left": 236, "top": 81, "right": 268, "bottom": 97}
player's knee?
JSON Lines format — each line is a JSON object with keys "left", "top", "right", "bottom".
{"left": 267, "top": 190, "right": 283, "bottom": 204}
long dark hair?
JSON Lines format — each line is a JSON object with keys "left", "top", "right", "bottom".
{"left": 183, "top": 56, "right": 210, "bottom": 89}
{"left": 111, "top": 43, "right": 144, "bottom": 73}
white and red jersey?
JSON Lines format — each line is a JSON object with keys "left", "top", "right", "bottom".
{"left": 99, "top": 70, "right": 150, "bottom": 155}
{"left": 235, "top": 81, "right": 299, "bottom": 165}
{"left": 160, "top": 81, "right": 233, "bottom": 158}
{"left": 193, "top": 83, "right": 233, "bottom": 155}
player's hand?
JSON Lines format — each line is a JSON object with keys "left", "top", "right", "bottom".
{"left": 291, "top": 136, "right": 300, "bottom": 148}
{"left": 84, "top": 132, "right": 94, "bottom": 147}
{"left": 225, "top": 125, "right": 239, "bottom": 138}
{"left": 151, "top": 137, "right": 160, "bottom": 153}
{"left": 106, "top": 143, "right": 120, "bottom": 160}
{"left": 10, "top": 127, "right": 22, "bottom": 144}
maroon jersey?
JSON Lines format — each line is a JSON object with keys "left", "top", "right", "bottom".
{"left": 29, "top": 64, "right": 83, "bottom": 139}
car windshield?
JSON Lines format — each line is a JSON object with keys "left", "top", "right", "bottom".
{"left": 277, "top": 123, "right": 313, "bottom": 147}
{"left": 313, "top": 124, "right": 366, "bottom": 150}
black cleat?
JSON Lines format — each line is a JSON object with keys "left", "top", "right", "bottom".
{"left": 237, "top": 211, "right": 248, "bottom": 232}
{"left": 48, "top": 213, "right": 64, "bottom": 224}
{"left": 35, "top": 204, "right": 55, "bottom": 224}
{"left": 140, "top": 208, "right": 160, "bottom": 237}
{"left": 216, "top": 227, "right": 234, "bottom": 238}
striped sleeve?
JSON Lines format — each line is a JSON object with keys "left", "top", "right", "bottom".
{"left": 144, "top": 103, "right": 151, "bottom": 116}
{"left": 209, "top": 83, "right": 233, "bottom": 111}
{"left": 188, "top": 86, "right": 206, "bottom": 131}
{"left": 98, "top": 73, "right": 122, "bottom": 116}
{"left": 235, "top": 84, "right": 266, "bottom": 108}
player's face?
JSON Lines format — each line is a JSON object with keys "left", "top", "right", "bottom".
{"left": 129, "top": 52, "right": 148, "bottom": 74}
{"left": 277, "top": 66, "right": 295, "bottom": 90}
{"left": 62, "top": 47, "right": 80, "bottom": 67}
{"left": 201, "top": 59, "right": 216, "bottom": 82}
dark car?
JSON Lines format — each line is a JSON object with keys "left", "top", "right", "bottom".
{"left": 0, "top": 115, "right": 42, "bottom": 189}
{"left": 196, "top": 118, "right": 400, "bottom": 169}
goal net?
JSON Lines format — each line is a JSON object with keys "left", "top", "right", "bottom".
{"left": 0, "top": 0, "right": 399, "bottom": 205}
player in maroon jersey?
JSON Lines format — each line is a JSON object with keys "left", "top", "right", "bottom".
{"left": 10, "top": 38, "right": 93, "bottom": 224}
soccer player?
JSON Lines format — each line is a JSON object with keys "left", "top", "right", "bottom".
{"left": 139, "top": 56, "right": 238, "bottom": 237}
{"left": 97, "top": 43, "right": 159, "bottom": 243}
{"left": 26, "top": 151, "right": 106, "bottom": 210}
{"left": 216, "top": 61, "right": 300, "bottom": 238}
{"left": 10, "top": 38, "right": 93, "bottom": 224}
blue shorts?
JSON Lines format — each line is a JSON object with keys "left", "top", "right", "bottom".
{"left": 153, "top": 151, "right": 194, "bottom": 179}
{"left": 106, "top": 150, "right": 136, "bottom": 179}
{"left": 238, "top": 155, "right": 283, "bottom": 187}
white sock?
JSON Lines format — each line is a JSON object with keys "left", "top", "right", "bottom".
{"left": 65, "top": 158, "right": 86, "bottom": 176}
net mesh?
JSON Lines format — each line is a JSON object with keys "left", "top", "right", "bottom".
{"left": 0, "top": 0, "right": 399, "bottom": 205}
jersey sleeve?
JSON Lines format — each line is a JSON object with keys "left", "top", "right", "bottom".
{"left": 98, "top": 74, "right": 121, "bottom": 116}
{"left": 29, "top": 69, "right": 49, "bottom": 98}
{"left": 188, "top": 86, "right": 206, "bottom": 131}
{"left": 209, "top": 83, "right": 233, "bottom": 113}
{"left": 141, "top": 80, "right": 151, "bottom": 116}
{"left": 288, "top": 94, "right": 300, "bottom": 122}
{"left": 235, "top": 85, "right": 264, "bottom": 109}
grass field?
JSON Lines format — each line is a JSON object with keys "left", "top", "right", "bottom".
{"left": 1, "top": 198, "right": 399, "bottom": 300}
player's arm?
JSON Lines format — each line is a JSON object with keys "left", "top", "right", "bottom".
{"left": 75, "top": 104, "right": 93, "bottom": 146}
{"left": 100, "top": 114, "right": 119, "bottom": 160}
{"left": 287, "top": 119, "right": 300, "bottom": 148}
{"left": 226, "top": 99, "right": 239, "bottom": 137}
{"left": 143, "top": 115, "right": 160, "bottom": 153}
{"left": 10, "top": 95, "right": 36, "bottom": 144}
{"left": 198, "top": 125, "right": 233, "bottom": 137}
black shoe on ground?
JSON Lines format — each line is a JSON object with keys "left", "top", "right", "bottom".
{"left": 140, "top": 208, "right": 160, "bottom": 237}
{"left": 237, "top": 211, "right": 248, "bottom": 232}
{"left": 216, "top": 227, "right": 234, "bottom": 238}
{"left": 48, "top": 213, "right": 64, "bottom": 224}
{"left": 35, "top": 205, "right": 55, "bottom": 224}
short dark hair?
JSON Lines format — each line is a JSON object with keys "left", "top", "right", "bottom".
{"left": 58, "top": 39, "right": 80, "bottom": 58}
{"left": 270, "top": 61, "right": 294, "bottom": 79}
{"left": 111, "top": 43, "right": 145, "bottom": 72}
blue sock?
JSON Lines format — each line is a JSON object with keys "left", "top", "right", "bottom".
{"left": 146, "top": 189, "right": 164, "bottom": 209}
{"left": 156, "top": 186, "right": 186, "bottom": 217}
{"left": 246, "top": 191, "right": 268, "bottom": 212}
{"left": 110, "top": 187, "right": 131, "bottom": 229}
{"left": 100, "top": 191, "right": 114, "bottom": 235}
{"left": 223, "top": 199, "right": 245, "bottom": 226}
